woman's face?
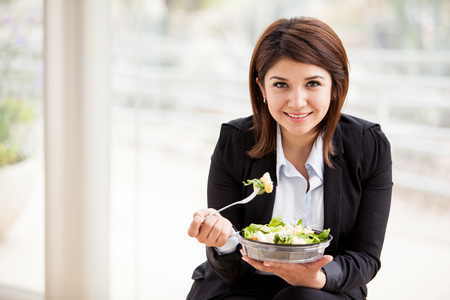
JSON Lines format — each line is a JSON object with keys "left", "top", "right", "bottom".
{"left": 257, "top": 58, "right": 332, "bottom": 143}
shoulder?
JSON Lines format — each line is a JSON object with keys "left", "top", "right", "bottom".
{"left": 216, "top": 116, "right": 254, "bottom": 147}
{"left": 211, "top": 116, "right": 255, "bottom": 177}
{"left": 337, "top": 114, "right": 390, "bottom": 147}
{"left": 335, "top": 114, "right": 392, "bottom": 178}
{"left": 222, "top": 115, "right": 254, "bottom": 132}
{"left": 338, "top": 114, "right": 380, "bottom": 134}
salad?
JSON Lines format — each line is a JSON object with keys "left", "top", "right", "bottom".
{"left": 242, "top": 215, "right": 330, "bottom": 245}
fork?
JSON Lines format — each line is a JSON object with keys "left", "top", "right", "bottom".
{"left": 204, "top": 187, "right": 262, "bottom": 220}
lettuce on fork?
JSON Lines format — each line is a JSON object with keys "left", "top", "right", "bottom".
{"left": 243, "top": 172, "right": 273, "bottom": 195}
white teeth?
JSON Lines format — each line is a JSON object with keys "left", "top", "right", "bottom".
{"left": 286, "top": 112, "right": 309, "bottom": 118}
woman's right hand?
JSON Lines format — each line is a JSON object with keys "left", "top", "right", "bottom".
{"left": 187, "top": 209, "right": 233, "bottom": 248}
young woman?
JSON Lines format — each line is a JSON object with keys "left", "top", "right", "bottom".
{"left": 187, "top": 17, "right": 392, "bottom": 300}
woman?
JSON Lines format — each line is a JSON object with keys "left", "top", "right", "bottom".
{"left": 187, "top": 17, "right": 392, "bottom": 300}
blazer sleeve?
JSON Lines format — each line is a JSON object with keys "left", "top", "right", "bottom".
{"left": 204, "top": 122, "right": 255, "bottom": 286}
{"left": 322, "top": 124, "right": 393, "bottom": 293}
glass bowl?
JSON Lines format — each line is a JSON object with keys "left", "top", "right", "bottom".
{"left": 239, "top": 231, "right": 333, "bottom": 263}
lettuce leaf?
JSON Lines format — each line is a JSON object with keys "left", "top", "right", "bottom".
{"left": 243, "top": 178, "right": 266, "bottom": 195}
{"left": 268, "top": 215, "right": 285, "bottom": 227}
{"left": 273, "top": 234, "right": 293, "bottom": 244}
{"left": 243, "top": 223, "right": 263, "bottom": 239}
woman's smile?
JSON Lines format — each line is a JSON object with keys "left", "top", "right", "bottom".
{"left": 284, "top": 112, "right": 312, "bottom": 120}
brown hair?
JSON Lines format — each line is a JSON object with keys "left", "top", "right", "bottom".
{"left": 248, "top": 17, "right": 349, "bottom": 167}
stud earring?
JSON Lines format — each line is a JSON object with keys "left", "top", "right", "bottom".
{"left": 263, "top": 98, "right": 267, "bottom": 104}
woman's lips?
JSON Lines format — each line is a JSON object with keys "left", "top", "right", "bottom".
{"left": 284, "top": 112, "right": 312, "bottom": 119}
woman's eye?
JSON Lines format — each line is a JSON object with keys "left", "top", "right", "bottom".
{"left": 306, "top": 81, "right": 321, "bottom": 87}
{"left": 274, "top": 82, "right": 288, "bottom": 88}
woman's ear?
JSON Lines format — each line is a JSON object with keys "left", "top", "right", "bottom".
{"left": 256, "top": 77, "right": 266, "bottom": 99}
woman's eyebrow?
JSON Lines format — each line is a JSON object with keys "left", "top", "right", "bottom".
{"left": 305, "top": 75, "right": 325, "bottom": 80}
{"left": 269, "top": 75, "right": 326, "bottom": 81}
{"left": 269, "top": 76, "right": 288, "bottom": 81}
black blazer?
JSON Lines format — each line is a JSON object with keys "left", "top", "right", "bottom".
{"left": 188, "top": 114, "right": 393, "bottom": 299}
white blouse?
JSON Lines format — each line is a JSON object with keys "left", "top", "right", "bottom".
{"left": 272, "top": 124, "right": 325, "bottom": 230}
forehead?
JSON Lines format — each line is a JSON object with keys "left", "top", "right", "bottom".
{"left": 266, "top": 58, "right": 331, "bottom": 79}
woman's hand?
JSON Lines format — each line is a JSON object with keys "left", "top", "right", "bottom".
{"left": 187, "top": 209, "right": 233, "bottom": 248}
{"left": 241, "top": 249, "right": 333, "bottom": 289}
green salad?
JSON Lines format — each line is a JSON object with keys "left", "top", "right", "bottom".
{"left": 242, "top": 215, "right": 330, "bottom": 245}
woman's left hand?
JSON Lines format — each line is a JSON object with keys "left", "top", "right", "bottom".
{"left": 240, "top": 249, "right": 333, "bottom": 289}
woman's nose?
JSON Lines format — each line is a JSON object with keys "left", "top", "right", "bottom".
{"left": 288, "top": 87, "right": 307, "bottom": 108}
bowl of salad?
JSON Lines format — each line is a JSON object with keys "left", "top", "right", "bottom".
{"left": 239, "top": 216, "right": 332, "bottom": 263}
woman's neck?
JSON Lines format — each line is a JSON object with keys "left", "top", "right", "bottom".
{"left": 281, "top": 129, "right": 316, "bottom": 157}
{"left": 280, "top": 129, "right": 317, "bottom": 180}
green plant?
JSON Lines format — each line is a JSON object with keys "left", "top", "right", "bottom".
{"left": 0, "top": 98, "right": 34, "bottom": 167}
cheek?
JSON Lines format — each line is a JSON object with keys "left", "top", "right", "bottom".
{"left": 311, "top": 94, "right": 331, "bottom": 111}
{"left": 319, "top": 98, "right": 331, "bottom": 110}
{"left": 267, "top": 91, "right": 286, "bottom": 104}
{"left": 266, "top": 96, "right": 284, "bottom": 114}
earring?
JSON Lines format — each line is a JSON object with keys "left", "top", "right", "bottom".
{"left": 263, "top": 98, "right": 267, "bottom": 104}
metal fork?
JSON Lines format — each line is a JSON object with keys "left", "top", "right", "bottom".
{"left": 204, "top": 187, "right": 262, "bottom": 220}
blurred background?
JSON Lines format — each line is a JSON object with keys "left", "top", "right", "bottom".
{"left": 0, "top": 0, "right": 449, "bottom": 299}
